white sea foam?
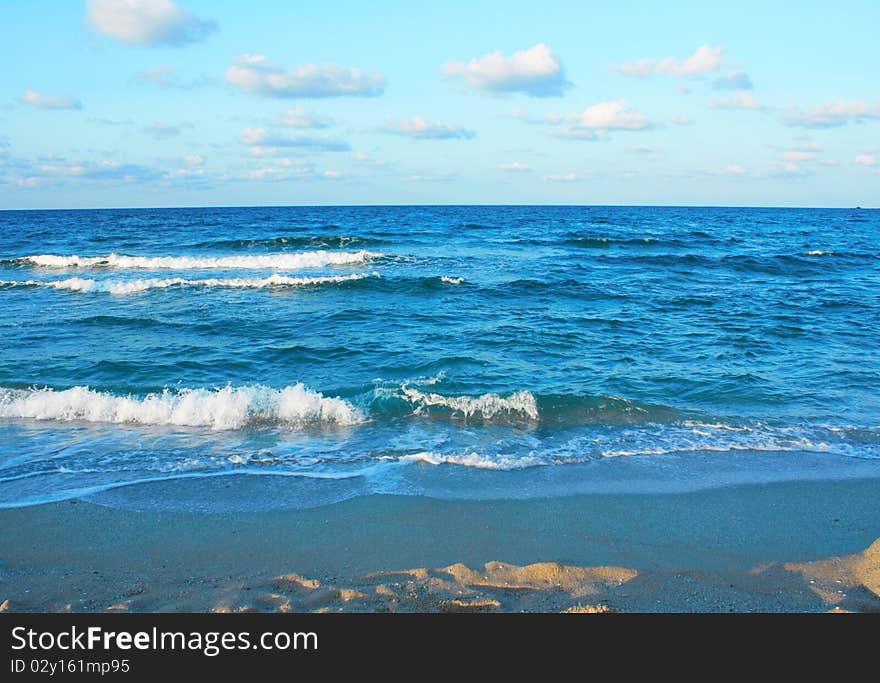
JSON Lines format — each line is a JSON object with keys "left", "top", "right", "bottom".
{"left": 0, "top": 384, "right": 364, "bottom": 430}
{"left": 393, "top": 451, "right": 545, "bottom": 470}
{"left": 400, "top": 387, "right": 539, "bottom": 420}
{"left": 1, "top": 273, "right": 375, "bottom": 294}
{"left": 440, "top": 276, "right": 464, "bottom": 285}
{"left": 802, "top": 250, "right": 833, "bottom": 256}
{"left": 18, "top": 250, "right": 381, "bottom": 270}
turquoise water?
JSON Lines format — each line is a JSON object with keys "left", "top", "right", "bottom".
{"left": 0, "top": 205, "right": 878, "bottom": 508}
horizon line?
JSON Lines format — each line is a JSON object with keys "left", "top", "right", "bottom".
{"left": 0, "top": 202, "right": 876, "bottom": 212}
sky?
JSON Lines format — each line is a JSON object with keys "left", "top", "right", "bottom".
{"left": 1, "top": 0, "right": 878, "bottom": 209}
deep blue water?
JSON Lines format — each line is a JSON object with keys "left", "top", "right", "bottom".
{"left": 1, "top": 205, "right": 878, "bottom": 508}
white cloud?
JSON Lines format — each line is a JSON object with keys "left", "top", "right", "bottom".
{"left": 245, "top": 162, "right": 328, "bottom": 182}
{"left": 443, "top": 43, "right": 569, "bottom": 97}
{"left": 768, "top": 161, "right": 811, "bottom": 178}
{"left": 723, "top": 164, "right": 747, "bottom": 175}
{"left": 240, "top": 127, "right": 267, "bottom": 145}
{"left": 28, "top": 159, "right": 161, "bottom": 183}
{"left": 709, "top": 92, "right": 763, "bottom": 110}
{"left": 855, "top": 154, "right": 877, "bottom": 167}
{"left": 183, "top": 154, "right": 204, "bottom": 166}
{"left": 226, "top": 55, "right": 385, "bottom": 98}
{"left": 555, "top": 101, "right": 653, "bottom": 139}
{"left": 162, "top": 166, "right": 205, "bottom": 180}
{"left": 617, "top": 45, "right": 723, "bottom": 78}
{"left": 20, "top": 90, "right": 81, "bottom": 110}
{"left": 783, "top": 151, "right": 816, "bottom": 162}
{"left": 136, "top": 64, "right": 211, "bottom": 89}
{"left": 783, "top": 100, "right": 880, "bottom": 128}
{"left": 543, "top": 172, "right": 582, "bottom": 182}
{"left": 239, "top": 127, "right": 350, "bottom": 152}
{"left": 86, "top": 0, "right": 216, "bottom": 47}
{"left": 276, "top": 106, "right": 332, "bottom": 129}
{"left": 670, "top": 114, "right": 692, "bottom": 126}
{"left": 498, "top": 162, "right": 530, "bottom": 172}
{"left": 382, "top": 117, "right": 475, "bottom": 140}
{"left": 712, "top": 71, "right": 753, "bottom": 90}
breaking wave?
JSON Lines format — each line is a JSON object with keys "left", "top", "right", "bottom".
{"left": 0, "top": 273, "right": 376, "bottom": 295}
{"left": 13, "top": 251, "right": 382, "bottom": 270}
{"left": 398, "top": 387, "right": 539, "bottom": 420}
{"left": 0, "top": 384, "right": 364, "bottom": 430}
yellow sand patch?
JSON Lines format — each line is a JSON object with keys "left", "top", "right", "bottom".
{"left": 562, "top": 604, "right": 617, "bottom": 613}
{"left": 785, "top": 538, "right": 880, "bottom": 603}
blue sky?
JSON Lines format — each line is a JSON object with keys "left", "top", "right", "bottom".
{"left": 1, "top": 0, "right": 878, "bottom": 208}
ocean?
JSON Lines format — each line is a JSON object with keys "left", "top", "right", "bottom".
{"left": 1, "top": 205, "right": 878, "bottom": 510}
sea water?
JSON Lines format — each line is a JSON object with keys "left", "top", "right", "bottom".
{"left": 0, "top": 205, "right": 878, "bottom": 508}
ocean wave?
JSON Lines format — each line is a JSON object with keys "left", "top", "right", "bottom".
{"left": 398, "top": 387, "right": 539, "bottom": 420}
{"left": 0, "top": 384, "right": 364, "bottom": 430}
{"left": 390, "top": 451, "right": 545, "bottom": 470}
{"left": 193, "top": 235, "right": 384, "bottom": 250}
{"left": 563, "top": 236, "right": 667, "bottom": 248}
{"left": 0, "top": 273, "right": 376, "bottom": 294}
{"left": 13, "top": 250, "right": 382, "bottom": 270}
{"left": 440, "top": 276, "right": 464, "bottom": 285}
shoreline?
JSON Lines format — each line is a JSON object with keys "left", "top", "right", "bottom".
{"left": 1, "top": 474, "right": 879, "bottom": 612}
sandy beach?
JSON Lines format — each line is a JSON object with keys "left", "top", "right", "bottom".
{"left": 1, "top": 474, "right": 878, "bottom": 613}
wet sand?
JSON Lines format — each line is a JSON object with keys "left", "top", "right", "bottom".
{"left": 1, "top": 475, "right": 879, "bottom": 612}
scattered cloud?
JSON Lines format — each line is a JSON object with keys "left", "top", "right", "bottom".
{"left": 670, "top": 114, "right": 693, "bottom": 126}
{"left": 709, "top": 92, "right": 764, "bottom": 110}
{"left": 246, "top": 164, "right": 314, "bottom": 181}
{"left": 226, "top": 55, "right": 385, "bottom": 98}
{"left": 349, "top": 151, "right": 390, "bottom": 167}
{"left": 20, "top": 90, "right": 81, "bottom": 110}
{"left": 783, "top": 150, "right": 816, "bottom": 162}
{"left": 723, "top": 164, "right": 747, "bottom": 175}
{"left": 243, "top": 160, "right": 344, "bottom": 182}
{"left": 617, "top": 45, "right": 723, "bottom": 78}
{"left": 162, "top": 166, "right": 205, "bottom": 181}
{"left": 136, "top": 64, "right": 211, "bottom": 89}
{"left": 404, "top": 173, "right": 457, "bottom": 183}
{"left": 239, "top": 127, "right": 350, "bottom": 152}
{"left": 86, "top": 0, "right": 216, "bottom": 47}
{"left": 276, "top": 106, "right": 332, "bottom": 129}
{"left": 712, "top": 71, "right": 753, "bottom": 90}
{"left": 183, "top": 154, "right": 204, "bottom": 166}
{"left": 88, "top": 117, "right": 133, "bottom": 126}
{"left": 32, "top": 159, "right": 162, "bottom": 183}
{"left": 497, "top": 162, "right": 530, "bottom": 172}
{"left": 382, "top": 117, "right": 475, "bottom": 140}
{"left": 855, "top": 154, "right": 877, "bottom": 167}
{"left": 554, "top": 100, "right": 653, "bottom": 139}
{"left": 443, "top": 43, "right": 570, "bottom": 97}
{"left": 783, "top": 100, "right": 880, "bottom": 128}
{"left": 768, "top": 161, "right": 811, "bottom": 178}
{"left": 543, "top": 172, "right": 582, "bottom": 182}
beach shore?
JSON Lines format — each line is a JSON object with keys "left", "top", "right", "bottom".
{"left": 1, "top": 474, "right": 879, "bottom": 613}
